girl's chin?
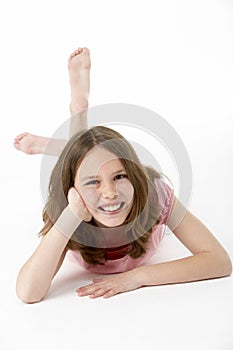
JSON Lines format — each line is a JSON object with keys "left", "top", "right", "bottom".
{"left": 92, "top": 216, "right": 125, "bottom": 228}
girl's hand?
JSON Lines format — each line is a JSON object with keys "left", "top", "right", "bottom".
{"left": 76, "top": 270, "right": 142, "bottom": 299}
{"left": 68, "top": 187, "right": 92, "bottom": 222}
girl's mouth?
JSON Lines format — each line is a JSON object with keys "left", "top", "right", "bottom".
{"left": 98, "top": 202, "right": 124, "bottom": 215}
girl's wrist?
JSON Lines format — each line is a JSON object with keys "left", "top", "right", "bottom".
{"left": 54, "top": 205, "right": 82, "bottom": 239}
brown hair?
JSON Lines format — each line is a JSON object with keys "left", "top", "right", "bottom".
{"left": 39, "top": 126, "right": 167, "bottom": 265}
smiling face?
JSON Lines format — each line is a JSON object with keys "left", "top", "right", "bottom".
{"left": 74, "top": 146, "right": 134, "bottom": 227}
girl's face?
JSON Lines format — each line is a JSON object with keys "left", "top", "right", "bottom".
{"left": 74, "top": 146, "right": 134, "bottom": 227}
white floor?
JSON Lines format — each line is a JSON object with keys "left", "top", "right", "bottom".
{"left": 2, "top": 235, "right": 233, "bottom": 350}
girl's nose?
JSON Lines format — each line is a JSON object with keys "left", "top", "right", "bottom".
{"left": 101, "top": 182, "right": 118, "bottom": 199}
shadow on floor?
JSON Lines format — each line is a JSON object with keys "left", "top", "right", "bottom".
{"left": 46, "top": 264, "right": 99, "bottom": 300}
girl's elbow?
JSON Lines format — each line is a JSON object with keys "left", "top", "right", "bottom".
{"left": 16, "top": 289, "right": 44, "bottom": 304}
{"left": 17, "top": 292, "right": 43, "bottom": 304}
{"left": 16, "top": 282, "right": 45, "bottom": 304}
{"left": 217, "top": 251, "right": 232, "bottom": 277}
{"left": 224, "top": 256, "right": 232, "bottom": 276}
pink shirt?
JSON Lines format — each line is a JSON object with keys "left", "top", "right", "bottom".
{"left": 67, "top": 178, "right": 175, "bottom": 274}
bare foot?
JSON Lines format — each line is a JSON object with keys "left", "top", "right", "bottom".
{"left": 13, "top": 132, "right": 49, "bottom": 155}
{"left": 68, "top": 47, "right": 91, "bottom": 116}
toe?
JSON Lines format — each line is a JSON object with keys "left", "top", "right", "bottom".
{"left": 82, "top": 47, "right": 90, "bottom": 55}
{"left": 13, "top": 141, "right": 20, "bottom": 150}
{"left": 69, "top": 48, "right": 81, "bottom": 59}
{"left": 73, "top": 48, "right": 82, "bottom": 55}
{"left": 15, "top": 133, "right": 25, "bottom": 141}
{"left": 69, "top": 52, "right": 76, "bottom": 60}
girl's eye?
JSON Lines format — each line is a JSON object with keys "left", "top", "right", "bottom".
{"left": 85, "top": 180, "right": 100, "bottom": 185}
{"left": 115, "top": 174, "right": 128, "bottom": 180}
{"left": 85, "top": 174, "right": 127, "bottom": 185}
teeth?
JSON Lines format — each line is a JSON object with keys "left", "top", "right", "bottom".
{"left": 101, "top": 203, "right": 121, "bottom": 212}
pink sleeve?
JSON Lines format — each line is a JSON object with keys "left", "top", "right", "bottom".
{"left": 153, "top": 177, "right": 175, "bottom": 225}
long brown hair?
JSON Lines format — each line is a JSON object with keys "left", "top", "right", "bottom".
{"left": 39, "top": 126, "right": 166, "bottom": 265}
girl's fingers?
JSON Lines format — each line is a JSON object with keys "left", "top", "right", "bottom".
{"left": 103, "top": 290, "right": 116, "bottom": 298}
{"left": 77, "top": 284, "right": 98, "bottom": 296}
{"left": 77, "top": 282, "right": 119, "bottom": 298}
{"left": 77, "top": 281, "right": 112, "bottom": 296}
{"left": 89, "top": 288, "right": 110, "bottom": 298}
{"left": 83, "top": 212, "right": 92, "bottom": 222}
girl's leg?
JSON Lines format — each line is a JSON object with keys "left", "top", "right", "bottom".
{"left": 14, "top": 47, "right": 91, "bottom": 156}
{"left": 69, "top": 47, "right": 90, "bottom": 137}
{"left": 13, "top": 132, "right": 66, "bottom": 156}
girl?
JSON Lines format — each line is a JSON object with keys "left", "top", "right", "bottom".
{"left": 15, "top": 48, "right": 232, "bottom": 303}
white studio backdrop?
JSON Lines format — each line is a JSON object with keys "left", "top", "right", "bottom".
{"left": 1, "top": 0, "right": 232, "bottom": 248}
{"left": 0, "top": 1, "right": 233, "bottom": 349}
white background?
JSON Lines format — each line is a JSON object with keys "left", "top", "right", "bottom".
{"left": 0, "top": 0, "right": 233, "bottom": 349}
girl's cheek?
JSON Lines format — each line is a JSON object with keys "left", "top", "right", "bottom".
{"left": 116, "top": 180, "right": 134, "bottom": 200}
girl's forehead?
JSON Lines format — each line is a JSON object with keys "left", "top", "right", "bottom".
{"left": 77, "top": 146, "right": 123, "bottom": 177}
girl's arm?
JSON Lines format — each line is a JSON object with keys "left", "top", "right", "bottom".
{"left": 16, "top": 225, "right": 70, "bottom": 303}
{"left": 76, "top": 197, "right": 232, "bottom": 299}
{"left": 136, "top": 196, "right": 232, "bottom": 286}
{"left": 16, "top": 188, "right": 91, "bottom": 304}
